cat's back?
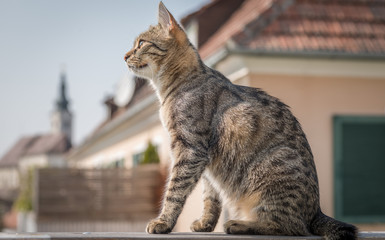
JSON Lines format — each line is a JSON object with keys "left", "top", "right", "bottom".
{"left": 198, "top": 68, "right": 287, "bottom": 115}
{"left": 198, "top": 72, "right": 292, "bottom": 136}
{"left": 202, "top": 70, "right": 315, "bottom": 170}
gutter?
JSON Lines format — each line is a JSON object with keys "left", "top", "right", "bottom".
{"left": 203, "top": 45, "right": 385, "bottom": 68}
{"left": 232, "top": 48, "right": 385, "bottom": 61}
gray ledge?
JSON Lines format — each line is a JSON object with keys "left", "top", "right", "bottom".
{"left": 1, "top": 232, "right": 385, "bottom": 240}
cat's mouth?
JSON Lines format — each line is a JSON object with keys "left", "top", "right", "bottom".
{"left": 127, "top": 62, "right": 148, "bottom": 71}
{"left": 137, "top": 63, "right": 148, "bottom": 69}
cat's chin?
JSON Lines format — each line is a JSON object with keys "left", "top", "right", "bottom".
{"left": 130, "top": 69, "right": 154, "bottom": 82}
{"left": 127, "top": 64, "right": 153, "bottom": 79}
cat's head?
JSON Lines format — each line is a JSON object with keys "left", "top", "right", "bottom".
{"left": 124, "top": 2, "right": 195, "bottom": 84}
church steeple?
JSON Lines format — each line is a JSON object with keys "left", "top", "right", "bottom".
{"left": 56, "top": 72, "right": 69, "bottom": 111}
{"left": 51, "top": 69, "right": 73, "bottom": 144}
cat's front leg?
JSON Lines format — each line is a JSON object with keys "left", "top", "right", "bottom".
{"left": 191, "top": 175, "right": 221, "bottom": 232}
{"left": 146, "top": 142, "right": 209, "bottom": 234}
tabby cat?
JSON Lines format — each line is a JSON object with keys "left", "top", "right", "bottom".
{"left": 124, "top": 2, "right": 357, "bottom": 239}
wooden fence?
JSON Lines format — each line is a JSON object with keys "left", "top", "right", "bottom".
{"left": 34, "top": 165, "right": 164, "bottom": 231}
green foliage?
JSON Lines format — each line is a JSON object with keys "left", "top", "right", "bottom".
{"left": 141, "top": 141, "right": 160, "bottom": 165}
{"left": 14, "top": 168, "right": 34, "bottom": 212}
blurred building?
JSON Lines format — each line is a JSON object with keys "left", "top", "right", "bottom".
{"left": 68, "top": 0, "right": 385, "bottom": 231}
{"left": 68, "top": 77, "right": 168, "bottom": 169}
{"left": 0, "top": 72, "right": 72, "bottom": 230}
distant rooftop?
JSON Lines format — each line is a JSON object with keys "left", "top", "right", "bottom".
{"left": 0, "top": 134, "right": 71, "bottom": 168}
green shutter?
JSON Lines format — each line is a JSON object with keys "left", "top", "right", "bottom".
{"left": 334, "top": 116, "right": 385, "bottom": 223}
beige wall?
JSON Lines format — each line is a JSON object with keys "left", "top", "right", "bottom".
{"left": 0, "top": 167, "right": 19, "bottom": 190}
{"left": 19, "top": 154, "right": 66, "bottom": 173}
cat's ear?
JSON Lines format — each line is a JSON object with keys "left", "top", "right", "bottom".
{"left": 158, "top": 1, "right": 176, "bottom": 32}
{"left": 158, "top": 1, "right": 186, "bottom": 42}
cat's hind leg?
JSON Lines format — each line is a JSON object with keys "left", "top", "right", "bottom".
{"left": 225, "top": 219, "right": 274, "bottom": 235}
{"left": 224, "top": 196, "right": 310, "bottom": 236}
{"left": 224, "top": 218, "right": 309, "bottom": 236}
{"left": 191, "top": 176, "right": 222, "bottom": 232}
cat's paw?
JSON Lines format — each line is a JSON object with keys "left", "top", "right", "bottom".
{"left": 146, "top": 218, "right": 172, "bottom": 234}
{"left": 224, "top": 220, "right": 253, "bottom": 235}
{"left": 190, "top": 219, "right": 215, "bottom": 232}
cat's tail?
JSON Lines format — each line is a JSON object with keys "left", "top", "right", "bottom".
{"left": 309, "top": 210, "right": 357, "bottom": 240}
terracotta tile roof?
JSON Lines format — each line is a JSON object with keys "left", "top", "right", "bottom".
{"left": 0, "top": 134, "right": 71, "bottom": 168}
{"left": 197, "top": 0, "right": 385, "bottom": 59}
{"left": 199, "top": 0, "right": 273, "bottom": 59}
{"left": 0, "top": 136, "right": 36, "bottom": 167}
{"left": 24, "top": 134, "right": 71, "bottom": 155}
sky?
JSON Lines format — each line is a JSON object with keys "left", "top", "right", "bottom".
{"left": 0, "top": 0, "right": 209, "bottom": 157}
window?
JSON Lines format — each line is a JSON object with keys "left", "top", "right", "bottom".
{"left": 106, "top": 158, "right": 125, "bottom": 169}
{"left": 132, "top": 152, "right": 144, "bottom": 167}
{"left": 334, "top": 115, "right": 385, "bottom": 223}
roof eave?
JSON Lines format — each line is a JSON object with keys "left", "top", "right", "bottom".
{"left": 233, "top": 48, "right": 385, "bottom": 61}
{"left": 203, "top": 46, "right": 385, "bottom": 67}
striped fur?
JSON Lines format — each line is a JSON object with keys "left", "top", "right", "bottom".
{"left": 124, "top": 2, "right": 357, "bottom": 239}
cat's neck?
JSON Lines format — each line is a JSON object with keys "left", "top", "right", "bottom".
{"left": 153, "top": 47, "right": 202, "bottom": 103}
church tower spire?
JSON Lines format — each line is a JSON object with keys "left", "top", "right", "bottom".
{"left": 51, "top": 68, "right": 73, "bottom": 144}
{"left": 56, "top": 72, "right": 69, "bottom": 111}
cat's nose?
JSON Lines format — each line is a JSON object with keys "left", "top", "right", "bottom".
{"left": 124, "top": 52, "right": 131, "bottom": 62}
